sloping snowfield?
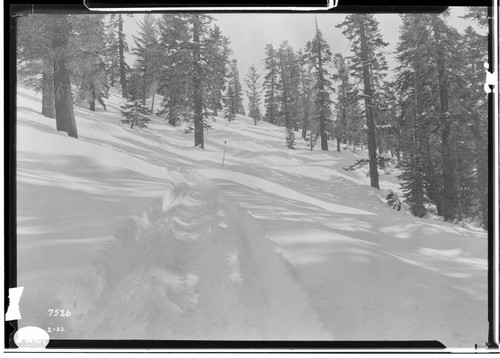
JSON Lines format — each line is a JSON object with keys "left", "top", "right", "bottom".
{"left": 16, "top": 86, "right": 487, "bottom": 346}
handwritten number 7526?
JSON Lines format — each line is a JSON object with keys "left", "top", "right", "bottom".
{"left": 48, "top": 309, "right": 71, "bottom": 317}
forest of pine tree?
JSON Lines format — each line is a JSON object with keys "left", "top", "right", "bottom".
{"left": 16, "top": 9, "right": 490, "bottom": 228}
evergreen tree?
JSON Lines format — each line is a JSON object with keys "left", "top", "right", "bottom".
{"left": 455, "top": 21, "right": 488, "bottom": 228}
{"left": 71, "top": 15, "right": 109, "bottom": 112}
{"left": 429, "top": 12, "right": 460, "bottom": 221}
{"left": 224, "top": 59, "right": 244, "bottom": 121}
{"left": 278, "top": 42, "right": 301, "bottom": 148}
{"left": 296, "top": 50, "right": 315, "bottom": 142}
{"left": 205, "top": 25, "right": 232, "bottom": 116}
{"left": 304, "top": 19, "right": 334, "bottom": 151}
{"left": 245, "top": 64, "right": 262, "bottom": 125}
{"left": 156, "top": 14, "right": 192, "bottom": 127}
{"left": 156, "top": 12, "right": 222, "bottom": 148}
{"left": 120, "top": 71, "right": 151, "bottom": 129}
{"left": 132, "top": 14, "right": 162, "bottom": 109}
{"left": 263, "top": 44, "right": 281, "bottom": 125}
{"left": 337, "top": 14, "right": 388, "bottom": 188}
{"left": 104, "top": 14, "right": 130, "bottom": 97}
{"left": 103, "top": 16, "right": 120, "bottom": 88}
{"left": 395, "top": 14, "right": 437, "bottom": 217}
{"left": 118, "top": 14, "right": 128, "bottom": 98}
{"left": 332, "top": 53, "right": 361, "bottom": 153}
{"left": 17, "top": 15, "right": 55, "bottom": 118}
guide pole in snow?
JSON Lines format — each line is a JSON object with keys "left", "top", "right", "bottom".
{"left": 222, "top": 140, "right": 227, "bottom": 167}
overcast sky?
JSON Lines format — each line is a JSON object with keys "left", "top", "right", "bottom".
{"left": 123, "top": 8, "right": 483, "bottom": 107}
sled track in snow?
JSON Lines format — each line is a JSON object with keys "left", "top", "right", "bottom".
{"left": 75, "top": 171, "right": 329, "bottom": 340}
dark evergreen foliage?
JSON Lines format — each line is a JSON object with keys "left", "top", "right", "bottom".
{"left": 245, "top": 64, "right": 263, "bottom": 125}
{"left": 224, "top": 59, "right": 245, "bottom": 122}
{"left": 304, "top": 21, "right": 334, "bottom": 151}
{"left": 120, "top": 72, "right": 152, "bottom": 129}
{"left": 263, "top": 44, "right": 281, "bottom": 125}
{"left": 337, "top": 14, "right": 388, "bottom": 188}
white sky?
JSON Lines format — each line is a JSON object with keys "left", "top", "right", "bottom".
{"left": 123, "top": 8, "right": 483, "bottom": 107}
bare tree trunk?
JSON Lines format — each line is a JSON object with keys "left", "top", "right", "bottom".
{"left": 358, "top": 17, "right": 379, "bottom": 189}
{"left": 52, "top": 16, "right": 78, "bottom": 139}
{"left": 42, "top": 70, "right": 55, "bottom": 118}
{"left": 315, "top": 19, "right": 328, "bottom": 151}
{"left": 89, "top": 86, "right": 96, "bottom": 112}
{"left": 192, "top": 15, "right": 204, "bottom": 149}
{"left": 150, "top": 76, "right": 156, "bottom": 113}
{"left": 168, "top": 94, "right": 177, "bottom": 127}
{"left": 119, "top": 14, "right": 127, "bottom": 98}
{"left": 432, "top": 15, "right": 456, "bottom": 221}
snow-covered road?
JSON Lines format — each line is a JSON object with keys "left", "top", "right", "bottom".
{"left": 16, "top": 86, "right": 488, "bottom": 346}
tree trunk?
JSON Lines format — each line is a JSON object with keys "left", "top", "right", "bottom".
{"left": 118, "top": 14, "right": 127, "bottom": 98}
{"left": 192, "top": 15, "right": 204, "bottom": 149}
{"left": 302, "top": 120, "right": 308, "bottom": 140}
{"left": 42, "top": 70, "right": 55, "bottom": 118}
{"left": 315, "top": 23, "right": 328, "bottom": 151}
{"left": 54, "top": 57, "right": 78, "bottom": 138}
{"left": 432, "top": 15, "right": 456, "bottom": 221}
{"left": 52, "top": 16, "right": 78, "bottom": 139}
{"left": 279, "top": 55, "right": 291, "bottom": 147}
{"left": 358, "top": 17, "right": 379, "bottom": 189}
{"left": 89, "top": 86, "right": 96, "bottom": 112}
{"left": 476, "top": 137, "right": 488, "bottom": 228}
{"left": 378, "top": 132, "right": 383, "bottom": 156}
{"left": 168, "top": 95, "right": 177, "bottom": 127}
{"left": 337, "top": 137, "right": 341, "bottom": 153}
{"left": 150, "top": 76, "right": 156, "bottom": 113}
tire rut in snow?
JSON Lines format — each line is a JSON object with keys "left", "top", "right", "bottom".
{"left": 74, "top": 171, "right": 329, "bottom": 340}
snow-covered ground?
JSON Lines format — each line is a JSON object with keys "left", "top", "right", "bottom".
{"left": 16, "top": 86, "right": 487, "bottom": 346}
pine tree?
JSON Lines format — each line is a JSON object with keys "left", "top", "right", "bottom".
{"left": 429, "top": 11, "right": 461, "bottom": 221}
{"left": 156, "top": 13, "right": 224, "bottom": 146}
{"left": 103, "top": 18, "right": 120, "bottom": 88}
{"left": 120, "top": 71, "right": 151, "bottom": 129}
{"left": 17, "top": 15, "right": 55, "bottom": 118}
{"left": 205, "top": 25, "right": 232, "bottom": 117}
{"left": 263, "top": 44, "right": 280, "bottom": 125}
{"left": 245, "top": 64, "right": 262, "bottom": 125}
{"left": 103, "top": 14, "right": 130, "bottom": 97}
{"left": 332, "top": 53, "right": 361, "bottom": 153}
{"left": 337, "top": 14, "right": 388, "bottom": 188}
{"left": 305, "top": 18, "right": 334, "bottom": 151}
{"left": 296, "top": 50, "right": 314, "bottom": 142}
{"left": 278, "top": 42, "right": 301, "bottom": 148}
{"left": 132, "top": 14, "right": 162, "bottom": 108}
{"left": 395, "top": 14, "right": 436, "bottom": 217}
{"left": 70, "top": 15, "right": 109, "bottom": 112}
{"left": 118, "top": 14, "right": 128, "bottom": 98}
{"left": 156, "top": 14, "right": 192, "bottom": 127}
{"left": 455, "top": 20, "right": 488, "bottom": 228}
{"left": 224, "top": 59, "right": 244, "bottom": 121}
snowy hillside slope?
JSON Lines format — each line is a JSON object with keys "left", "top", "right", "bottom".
{"left": 16, "top": 86, "right": 487, "bottom": 346}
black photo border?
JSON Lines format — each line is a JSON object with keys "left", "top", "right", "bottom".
{"left": 4, "top": 0, "right": 498, "bottom": 352}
